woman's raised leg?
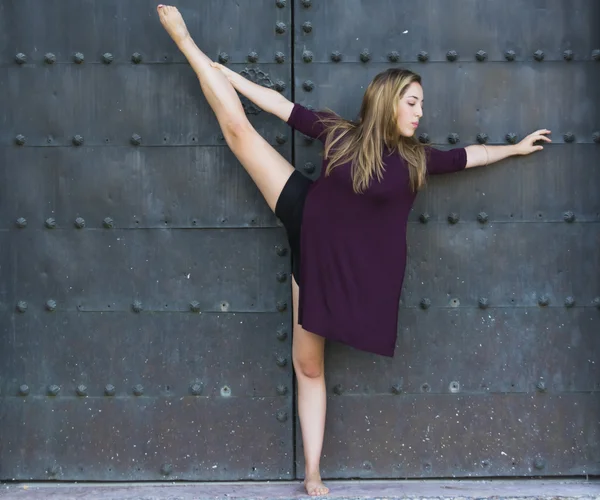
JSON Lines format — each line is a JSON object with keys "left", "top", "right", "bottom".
{"left": 291, "top": 277, "right": 329, "bottom": 496}
{"left": 157, "top": 5, "right": 294, "bottom": 212}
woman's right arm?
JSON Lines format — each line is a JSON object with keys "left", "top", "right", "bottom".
{"left": 211, "top": 62, "right": 294, "bottom": 122}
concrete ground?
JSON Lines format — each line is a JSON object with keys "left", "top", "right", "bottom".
{"left": 0, "top": 479, "right": 599, "bottom": 499}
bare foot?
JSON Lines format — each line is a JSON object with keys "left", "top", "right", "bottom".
{"left": 304, "top": 472, "right": 329, "bottom": 496}
{"left": 157, "top": 4, "right": 190, "bottom": 44}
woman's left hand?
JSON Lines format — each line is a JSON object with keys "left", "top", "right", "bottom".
{"left": 515, "top": 129, "right": 552, "bottom": 155}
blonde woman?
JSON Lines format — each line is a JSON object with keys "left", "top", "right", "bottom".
{"left": 157, "top": 5, "right": 550, "bottom": 496}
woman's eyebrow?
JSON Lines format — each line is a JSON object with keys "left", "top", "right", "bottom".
{"left": 407, "top": 95, "right": 423, "bottom": 102}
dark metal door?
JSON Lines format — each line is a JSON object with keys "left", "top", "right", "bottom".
{"left": 292, "top": 0, "right": 600, "bottom": 479}
{"left": 0, "top": 0, "right": 294, "bottom": 481}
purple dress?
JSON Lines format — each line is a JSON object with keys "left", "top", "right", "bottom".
{"left": 287, "top": 104, "right": 467, "bottom": 357}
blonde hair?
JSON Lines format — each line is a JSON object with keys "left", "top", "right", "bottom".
{"left": 318, "top": 68, "right": 427, "bottom": 193}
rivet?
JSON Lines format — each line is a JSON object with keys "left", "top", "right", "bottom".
{"left": 330, "top": 51, "right": 342, "bottom": 63}
{"left": 45, "top": 217, "right": 56, "bottom": 229}
{"left": 391, "top": 382, "right": 403, "bottom": 394}
{"left": 275, "top": 355, "right": 288, "bottom": 367}
{"left": 388, "top": 51, "right": 400, "bottom": 63}
{"left": 276, "top": 0, "right": 286, "bottom": 7}
{"left": 419, "top": 213, "right": 430, "bottom": 224}
{"left": 276, "top": 327, "right": 288, "bottom": 341}
{"left": 133, "top": 384, "right": 144, "bottom": 396}
{"left": 449, "top": 381, "right": 460, "bottom": 393}
{"left": 47, "top": 384, "right": 60, "bottom": 396}
{"left": 103, "top": 217, "right": 114, "bottom": 228}
{"left": 276, "top": 301, "right": 287, "bottom": 312}
{"left": 190, "top": 301, "right": 201, "bottom": 313}
{"left": 15, "top": 53, "right": 27, "bottom": 64}
{"left": 276, "top": 410, "right": 288, "bottom": 422}
{"left": 505, "top": 133, "right": 518, "bottom": 144}
{"left": 274, "top": 51, "right": 285, "bottom": 63}
{"left": 303, "top": 162, "right": 315, "bottom": 174}
{"left": 478, "top": 297, "right": 489, "bottom": 309}
{"left": 44, "top": 53, "right": 56, "bottom": 64}
{"left": 16, "top": 217, "right": 27, "bottom": 228}
{"left": 302, "top": 50, "right": 313, "bottom": 63}
{"left": 303, "top": 134, "right": 315, "bottom": 144}
{"left": 74, "top": 217, "right": 86, "bottom": 229}
{"left": 481, "top": 459, "right": 490, "bottom": 468}
{"left": 104, "top": 384, "right": 116, "bottom": 396}
{"left": 418, "top": 133, "right": 430, "bottom": 144}
{"left": 221, "top": 385, "right": 231, "bottom": 397}
{"left": 447, "top": 213, "right": 460, "bottom": 224}
{"left": 76, "top": 384, "right": 88, "bottom": 397}
{"left": 16, "top": 301, "right": 28, "bottom": 313}
{"left": 276, "top": 384, "right": 288, "bottom": 395}
{"left": 419, "top": 298, "right": 431, "bottom": 310}
{"left": 15, "top": 134, "right": 26, "bottom": 146}
{"left": 421, "top": 383, "right": 431, "bottom": 393}
{"left": 534, "top": 457, "right": 545, "bottom": 470}
{"left": 592, "top": 49, "right": 600, "bottom": 61}
{"left": 302, "top": 80, "right": 315, "bottom": 92}
{"left": 131, "top": 52, "right": 143, "bottom": 64}
{"left": 276, "top": 271, "right": 287, "bottom": 283}
{"left": 46, "top": 299, "right": 57, "bottom": 311}
{"left": 275, "top": 21, "right": 287, "bottom": 34}
{"left": 73, "top": 52, "right": 85, "bottom": 64}
{"left": 417, "top": 50, "right": 429, "bottom": 62}
{"left": 538, "top": 295, "right": 549, "bottom": 307}
{"left": 448, "top": 133, "right": 459, "bottom": 144}
{"left": 593, "top": 297, "right": 600, "bottom": 309}
{"left": 275, "top": 245, "right": 288, "bottom": 257}
{"left": 594, "top": 131, "right": 600, "bottom": 143}
{"left": 72, "top": 135, "right": 84, "bottom": 146}
{"left": 477, "top": 212, "right": 488, "bottom": 223}
{"left": 130, "top": 134, "right": 142, "bottom": 146}
{"left": 362, "top": 461, "right": 373, "bottom": 470}
{"left": 132, "top": 300, "right": 143, "bottom": 313}
{"left": 423, "top": 462, "right": 432, "bottom": 471}
{"left": 504, "top": 50, "right": 516, "bottom": 61}
{"left": 564, "top": 296, "right": 575, "bottom": 308}
{"left": 476, "top": 133, "right": 489, "bottom": 144}
{"left": 301, "top": 0, "right": 311, "bottom": 8}
{"left": 475, "top": 50, "right": 487, "bottom": 62}
{"left": 47, "top": 464, "right": 60, "bottom": 476}
{"left": 216, "top": 52, "right": 229, "bottom": 65}
{"left": 563, "top": 50, "right": 574, "bottom": 61}
{"left": 247, "top": 51, "right": 259, "bottom": 63}
{"left": 302, "top": 21, "right": 313, "bottom": 33}
{"left": 160, "top": 463, "right": 173, "bottom": 476}
{"left": 360, "top": 49, "right": 371, "bottom": 63}
{"left": 102, "top": 52, "right": 114, "bottom": 64}
{"left": 446, "top": 50, "right": 458, "bottom": 62}
{"left": 274, "top": 80, "right": 286, "bottom": 92}
{"left": 563, "top": 211, "right": 575, "bottom": 223}
{"left": 533, "top": 49, "right": 545, "bottom": 62}
{"left": 562, "top": 132, "right": 575, "bottom": 143}
{"left": 220, "top": 301, "right": 230, "bottom": 312}
{"left": 190, "top": 383, "right": 203, "bottom": 396}
{"left": 19, "top": 384, "right": 30, "bottom": 396}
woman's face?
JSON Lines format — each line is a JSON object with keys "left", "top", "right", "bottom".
{"left": 397, "top": 82, "right": 424, "bottom": 137}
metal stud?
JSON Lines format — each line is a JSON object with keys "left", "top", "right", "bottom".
{"left": 421, "top": 383, "right": 431, "bottom": 393}
{"left": 534, "top": 457, "right": 545, "bottom": 470}
{"left": 15, "top": 134, "right": 26, "bottom": 146}
{"left": 16, "top": 217, "right": 27, "bottom": 228}
{"left": 275, "top": 384, "right": 288, "bottom": 397}
{"left": 476, "top": 133, "right": 489, "bottom": 144}
{"left": 275, "top": 245, "right": 288, "bottom": 257}
{"left": 593, "top": 297, "right": 600, "bottom": 309}
{"left": 302, "top": 50, "right": 313, "bottom": 63}
{"left": 418, "top": 133, "right": 430, "bottom": 144}
{"left": 478, "top": 297, "right": 489, "bottom": 309}
{"left": 538, "top": 295, "right": 549, "bottom": 307}
{"left": 302, "top": 21, "right": 313, "bottom": 33}
{"left": 391, "top": 382, "right": 403, "bottom": 395}
{"left": 564, "top": 296, "right": 575, "bottom": 308}
{"left": 247, "top": 51, "right": 259, "bottom": 63}
{"left": 276, "top": 301, "right": 287, "bottom": 312}
{"left": 448, "top": 133, "right": 459, "bottom": 144}
{"left": 15, "top": 53, "right": 27, "bottom": 64}
{"left": 276, "top": 326, "right": 288, "bottom": 341}
{"left": 74, "top": 217, "right": 86, "bottom": 229}
{"left": 44, "top": 53, "right": 56, "bottom": 64}
{"left": 72, "top": 135, "right": 84, "bottom": 146}
{"left": 505, "top": 133, "right": 518, "bottom": 144}
{"left": 131, "top": 52, "right": 143, "bottom": 64}
{"left": 594, "top": 131, "right": 600, "bottom": 143}
{"left": 45, "top": 217, "right": 56, "bottom": 229}
{"left": 103, "top": 217, "right": 114, "bottom": 228}
{"left": 19, "top": 384, "right": 30, "bottom": 396}
{"left": 275, "top": 21, "right": 287, "bottom": 34}
{"left": 533, "top": 50, "right": 545, "bottom": 61}
{"left": 46, "top": 299, "right": 57, "bottom": 311}
{"left": 132, "top": 300, "right": 143, "bottom": 313}
{"left": 330, "top": 51, "right": 342, "bottom": 63}
{"left": 563, "top": 211, "right": 575, "bottom": 223}
{"left": 448, "top": 213, "right": 459, "bottom": 224}
{"left": 301, "top": 0, "right": 311, "bottom": 8}
{"left": 477, "top": 212, "right": 488, "bottom": 224}
{"left": 333, "top": 384, "right": 344, "bottom": 395}
{"left": 388, "top": 51, "right": 400, "bottom": 63}
{"left": 302, "top": 80, "right": 315, "bottom": 92}
{"left": 16, "top": 301, "right": 28, "bottom": 313}
{"left": 417, "top": 50, "right": 429, "bottom": 62}
{"left": 419, "top": 213, "right": 430, "bottom": 224}
{"left": 276, "top": 410, "right": 288, "bottom": 422}
{"left": 446, "top": 50, "right": 458, "bottom": 62}
{"left": 102, "top": 52, "right": 114, "bottom": 64}
{"left": 47, "top": 464, "right": 60, "bottom": 476}
{"left": 591, "top": 49, "right": 600, "bottom": 61}
{"left": 303, "top": 162, "right": 315, "bottom": 174}
{"left": 133, "top": 384, "right": 144, "bottom": 396}
{"left": 276, "top": 0, "right": 286, "bottom": 7}
{"left": 475, "top": 50, "right": 487, "bottom": 62}
{"left": 274, "top": 80, "right": 286, "bottom": 92}
{"left": 190, "top": 383, "right": 203, "bottom": 396}
{"left": 563, "top": 132, "right": 575, "bottom": 143}
{"left": 449, "top": 381, "right": 460, "bottom": 393}
{"left": 104, "top": 384, "right": 116, "bottom": 396}
{"left": 160, "top": 464, "right": 173, "bottom": 476}
{"left": 275, "top": 355, "right": 287, "bottom": 367}
{"left": 274, "top": 51, "right": 285, "bottom": 64}
{"left": 130, "top": 134, "right": 142, "bottom": 146}
{"left": 360, "top": 49, "right": 371, "bottom": 63}
{"left": 563, "top": 50, "right": 574, "bottom": 61}
{"left": 303, "top": 134, "right": 314, "bottom": 144}
{"left": 48, "top": 384, "right": 60, "bottom": 396}
{"left": 76, "top": 385, "right": 88, "bottom": 397}
{"left": 217, "top": 52, "right": 229, "bottom": 64}
{"left": 504, "top": 50, "right": 516, "bottom": 61}
{"left": 221, "top": 385, "right": 231, "bottom": 397}
{"left": 73, "top": 52, "right": 85, "bottom": 64}
{"left": 419, "top": 298, "right": 431, "bottom": 310}
{"left": 276, "top": 271, "right": 287, "bottom": 283}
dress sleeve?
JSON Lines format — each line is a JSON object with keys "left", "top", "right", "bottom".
{"left": 426, "top": 147, "right": 467, "bottom": 175}
{"left": 286, "top": 103, "right": 329, "bottom": 143}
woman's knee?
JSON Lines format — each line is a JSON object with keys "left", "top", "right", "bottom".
{"left": 293, "top": 356, "right": 324, "bottom": 379}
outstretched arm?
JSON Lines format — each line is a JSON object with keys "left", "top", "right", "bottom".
{"left": 211, "top": 62, "right": 294, "bottom": 122}
{"left": 465, "top": 129, "right": 552, "bottom": 168}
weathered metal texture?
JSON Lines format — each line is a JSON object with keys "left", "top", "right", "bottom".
{"left": 0, "top": 0, "right": 293, "bottom": 481}
{"left": 293, "top": 0, "right": 600, "bottom": 479}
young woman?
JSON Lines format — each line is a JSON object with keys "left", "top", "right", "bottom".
{"left": 157, "top": 5, "right": 551, "bottom": 496}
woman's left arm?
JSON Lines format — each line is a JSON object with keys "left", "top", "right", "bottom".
{"left": 465, "top": 129, "right": 552, "bottom": 169}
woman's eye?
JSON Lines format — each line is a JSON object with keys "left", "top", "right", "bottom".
{"left": 408, "top": 103, "right": 415, "bottom": 106}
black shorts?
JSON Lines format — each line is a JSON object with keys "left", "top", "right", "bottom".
{"left": 275, "top": 169, "right": 313, "bottom": 286}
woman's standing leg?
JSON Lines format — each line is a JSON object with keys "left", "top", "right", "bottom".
{"left": 292, "top": 277, "right": 329, "bottom": 496}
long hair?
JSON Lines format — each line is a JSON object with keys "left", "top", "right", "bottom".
{"left": 318, "top": 68, "right": 427, "bottom": 193}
